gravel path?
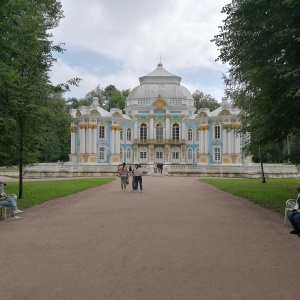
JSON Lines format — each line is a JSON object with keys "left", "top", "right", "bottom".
{"left": 0, "top": 175, "right": 298, "bottom": 300}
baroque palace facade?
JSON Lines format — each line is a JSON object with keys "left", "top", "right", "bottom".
{"left": 69, "top": 63, "right": 251, "bottom": 166}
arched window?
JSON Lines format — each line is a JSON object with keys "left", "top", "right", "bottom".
{"left": 126, "top": 128, "right": 132, "bottom": 141}
{"left": 172, "top": 123, "right": 179, "bottom": 140}
{"left": 156, "top": 123, "right": 163, "bottom": 140}
{"left": 188, "top": 128, "right": 193, "bottom": 141}
{"left": 126, "top": 148, "right": 132, "bottom": 160}
{"left": 140, "top": 123, "right": 147, "bottom": 140}
{"left": 187, "top": 148, "right": 193, "bottom": 160}
{"left": 120, "top": 128, "right": 123, "bottom": 141}
{"left": 196, "top": 129, "right": 200, "bottom": 142}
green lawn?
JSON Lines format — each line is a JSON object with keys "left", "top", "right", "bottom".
{"left": 200, "top": 178, "right": 300, "bottom": 215}
{"left": 4, "top": 178, "right": 115, "bottom": 209}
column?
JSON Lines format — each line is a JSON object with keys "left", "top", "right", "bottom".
{"left": 80, "top": 124, "right": 86, "bottom": 153}
{"left": 166, "top": 113, "right": 170, "bottom": 139}
{"left": 70, "top": 126, "right": 76, "bottom": 153}
{"left": 149, "top": 113, "right": 154, "bottom": 139}
{"left": 86, "top": 124, "right": 92, "bottom": 153}
{"left": 115, "top": 127, "right": 120, "bottom": 154}
{"left": 181, "top": 121, "right": 186, "bottom": 140}
{"left": 200, "top": 129, "right": 204, "bottom": 153}
{"left": 110, "top": 127, "right": 115, "bottom": 153}
{"left": 92, "top": 125, "right": 97, "bottom": 153}
{"left": 223, "top": 129, "right": 227, "bottom": 154}
{"left": 204, "top": 128, "right": 209, "bottom": 153}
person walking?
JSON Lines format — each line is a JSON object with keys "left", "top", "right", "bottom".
{"left": 133, "top": 164, "right": 143, "bottom": 192}
{"left": 118, "top": 163, "right": 128, "bottom": 191}
{"left": 130, "top": 165, "right": 136, "bottom": 191}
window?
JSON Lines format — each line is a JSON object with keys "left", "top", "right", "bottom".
{"left": 196, "top": 129, "right": 200, "bottom": 142}
{"left": 214, "top": 124, "right": 221, "bottom": 140}
{"left": 99, "top": 125, "right": 105, "bottom": 139}
{"left": 188, "top": 128, "right": 193, "bottom": 141}
{"left": 127, "top": 128, "right": 132, "bottom": 141}
{"left": 99, "top": 147, "right": 105, "bottom": 160}
{"left": 140, "top": 151, "right": 147, "bottom": 159}
{"left": 156, "top": 151, "right": 163, "bottom": 159}
{"left": 156, "top": 123, "right": 163, "bottom": 140}
{"left": 172, "top": 151, "right": 179, "bottom": 159}
{"left": 187, "top": 149, "right": 193, "bottom": 160}
{"left": 172, "top": 123, "right": 179, "bottom": 140}
{"left": 126, "top": 148, "right": 132, "bottom": 160}
{"left": 214, "top": 147, "right": 221, "bottom": 162}
{"left": 140, "top": 123, "right": 147, "bottom": 140}
{"left": 120, "top": 128, "right": 123, "bottom": 141}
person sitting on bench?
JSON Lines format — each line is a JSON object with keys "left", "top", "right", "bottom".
{"left": 0, "top": 181, "right": 22, "bottom": 219}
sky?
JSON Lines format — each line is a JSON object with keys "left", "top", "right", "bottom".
{"left": 50, "top": 0, "right": 231, "bottom": 102}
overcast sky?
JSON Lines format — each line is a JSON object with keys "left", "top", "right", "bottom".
{"left": 50, "top": 0, "right": 230, "bottom": 102}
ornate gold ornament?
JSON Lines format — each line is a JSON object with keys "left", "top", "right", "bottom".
{"left": 165, "top": 114, "right": 170, "bottom": 119}
{"left": 113, "top": 112, "right": 122, "bottom": 118}
{"left": 150, "top": 114, "right": 154, "bottom": 119}
{"left": 76, "top": 109, "right": 81, "bottom": 116}
{"left": 91, "top": 109, "right": 100, "bottom": 116}
{"left": 219, "top": 110, "right": 230, "bottom": 116}
{"left": 79, "top": 124, "right": 87, "bottom": 129}
{"left": 198, "top": 112, "right": 207, "bottom": 117}
{"left": 155, "top": 95, "right": 165, "bottom": 110}
{"left": 70, "top": 126, "right": 77, "bottom": 132}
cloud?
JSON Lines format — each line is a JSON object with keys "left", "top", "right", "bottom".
{"left": 50, "top": 0, "right": 230, "bottom": 100}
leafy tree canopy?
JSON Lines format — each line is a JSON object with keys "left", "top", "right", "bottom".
{"left": 192, "top": 90, "right": 220, "bottom": 111}
{"left": 212, "top": 0, "right": 300, "bottom": 146}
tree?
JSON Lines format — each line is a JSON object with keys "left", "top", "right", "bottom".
{"left": 192, "top": 90, "right": 220, "bottom": 111}
{"left": 212, "top": 0, "right": 300, "bottom": 147}
{"left": 0, "top": 0, "right": 67, "bottom": 198}
{"left": 40, "top": 95, "right": 71, "bottom": 162}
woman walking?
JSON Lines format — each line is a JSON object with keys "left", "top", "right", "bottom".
{"left": 118, "top": 163, "right": 128, "bottom": 191}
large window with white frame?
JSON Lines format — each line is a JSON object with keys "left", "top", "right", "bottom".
{"left": 172, "top": 123, "right": 179, "bottom": 140}
{"left": 99, "top": 125, "right": 105, "bottom": 139}
{"left": 126, "top": 128, "right": 132, "bottom": 142}
{"left": 187, "top": 128, "right": 193, "bottom": 142}
{"left": 140, "top": 123, "right": 147, "bottom": 140}
{"left": 126, "top": 148, "right": 132, "bottom": 161}
{"left": 196, "top": 129, "right": 200, "bottom": 142}
{"left": 214, "top": 124, "right": 221, "bottom": 140}
{"left": 214, "top": 147, "right": 221, "bottom": 162}
{"left": 99, "top": 146, "right": 106, "bottom": 161}
{"left": 171, "top": 147, "right": 180, "bottom": 162}
{"left": 156, "top": 123, "right": 163, "bottom": 140}
{"left": 187, "top": 148, "right": 193, "bottom": 161}
{"left": 120, "top": 128, "right": 123, "bottom": 142}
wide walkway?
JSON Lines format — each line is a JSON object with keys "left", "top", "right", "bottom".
{"left": 0, "top": 175, "right": 298, "bottom": 300}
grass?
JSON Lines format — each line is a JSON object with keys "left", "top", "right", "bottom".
{"left": 200, "top": 178, "right": 300, "bottom": 215}
{"left": 4, "top": 178, "right": 115, "bottom": 209}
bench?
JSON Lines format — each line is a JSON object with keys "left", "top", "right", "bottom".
{"left": 0, "top": 206, "right": 7, "bottom": 220}
{"left": 284, "top": 199, "right": 296, "bottom": 226}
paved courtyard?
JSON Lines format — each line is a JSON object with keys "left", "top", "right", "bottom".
{"left": 0, "top": 175, "right": 298, "bottom": 300}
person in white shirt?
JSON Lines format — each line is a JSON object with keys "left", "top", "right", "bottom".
{"left": 133, "top": 164, "right": 143, "bottom": 192}
{"left": 118, "top": 163, "right": 128, "bottom": 191}
{"left": 288, "top": 184, "right": 300, "bottom": 235}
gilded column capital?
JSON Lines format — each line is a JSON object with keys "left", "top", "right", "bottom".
{"left": 79, "top": 124, "right": 87, "bottom": 129}
{"left": 166, "top": 114, "right": 170, "bottom": 119}
{"left": 150, "top": 114, "right": 154, "bottom": 119}
{"left": 70, "top": 126, "right": 77, "bottom": 132}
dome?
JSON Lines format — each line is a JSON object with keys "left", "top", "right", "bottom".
{"left": 127, "top": 63, "right": 193, "bottom": 102}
